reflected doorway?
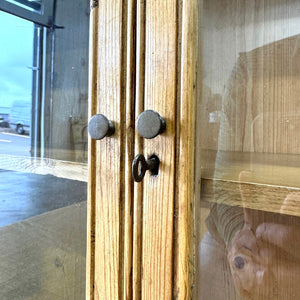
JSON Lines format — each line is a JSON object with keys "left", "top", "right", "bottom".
{"left": 0, "top": 11, "right": 33, "bottom": 157}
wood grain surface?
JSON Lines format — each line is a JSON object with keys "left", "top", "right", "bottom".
{"left": 89, "top": 1, "right": 129, "bottom": 299}
{"left": 86, "top": 1, "right": 98, "bottom": 299}
{"left": 201, "top": 178, "right": 300, "bottom": 217}
{"left": 200, "top": 150, "right": 300, "bottom": 216}
{"left": 141, "top": 1, "right": 177, "bottom": 299}
{"left": 201, "top": 150, "right": 300, "bottom": 189}
{"left": 132, "top": 1, "right": 145, "bottom": 299}
{"left": 123, "top": 0, "right": 136, "bottom": 298}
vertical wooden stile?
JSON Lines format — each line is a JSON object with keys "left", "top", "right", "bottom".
{"left": 86, "top": 1, "right": 98, "bottom": 299}
{"left": 94, "top": 1, "right": 123, "bottom": 298}
{"left": 87, "top": 0, "right": 134, "bottom": 299}
{"left": 124, "top": 0, "right": 136, "bottom": 299}
{"left": 174, "top": 0, "right": 198, "bottom": 299}
{"left": 133, "top": 0, "right": 146, "bottom": 299}
{"left": 142, "top": 1, "right": 177, "bottom": 299}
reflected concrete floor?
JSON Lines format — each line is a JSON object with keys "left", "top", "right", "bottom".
{"left": 0, "top": 169, "right": 87, "bottom": 227}
{"left": 0, "top": 201, "right": 87, "bottom": 300}
{"left": 0, "top": 170, "right": 87, "bottom": 299}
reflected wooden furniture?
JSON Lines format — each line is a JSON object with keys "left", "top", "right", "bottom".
{"left": 0, "top": 154, "right": 88, "bottom": 182}
{"left": 201, "top": 29, "right": 300, "bottom": 219}
{"left": 201, "top": 150, "right": 300, "bottom": 217}
{"left": 199, "top": 2, "right": 300, "bottom": 298}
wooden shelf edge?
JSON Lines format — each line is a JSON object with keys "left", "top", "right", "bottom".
{"left": 201, "top": 178, "right": 300, "bottom": 217}
{"left": 201, "top": 178, "right": 300, "bottom": 216}
{"left": 0, "top": 154, "right": 88, "bottom": 182}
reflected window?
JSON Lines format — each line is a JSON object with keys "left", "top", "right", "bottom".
{"left": 0, "top": 11, "right": 33, "bottom": 156}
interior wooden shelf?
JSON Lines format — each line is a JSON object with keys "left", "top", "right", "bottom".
{"left": 201, "top": 149, "right": 300, "bottom": 188}
{"left": 200, "top": 150, "right": 300, "bottom": 217}
{"left": 0, "top": 154, "right": 88, "bottom": 182}
{"left": 201, "top": 178, "right": 300, "bottom": 217}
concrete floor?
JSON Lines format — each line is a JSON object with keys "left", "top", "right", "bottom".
{"left": 0, "top": 169, "right": 87, "bottom": 227}
{"left": 0, "top": 169, "right": 87, "bottom": 299}
{"left": 0, "top": 201, "right": 87, "bottom": 300}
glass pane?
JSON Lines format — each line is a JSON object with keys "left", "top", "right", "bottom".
{"left": 0, "top": 0, "right": 88, "bottom": 297}
{"left": 197, "top": 0, "right": 300, "bottom": 299}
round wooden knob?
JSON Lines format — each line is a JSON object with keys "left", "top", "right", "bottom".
{"left": 88, "top": 114, "right": 115, "bottom": 140}
{"left": 137, "top": 110, "right": 166, "bottom": 139}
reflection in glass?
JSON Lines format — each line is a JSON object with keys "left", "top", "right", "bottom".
{"left": 0, "top": 0, "right": 88, "bottom": 298}
{"left": 198, "top": 0, "right": 300, "bottom": 299}
{"left": 202, "top": 202, "right": 300, "bottom": 300}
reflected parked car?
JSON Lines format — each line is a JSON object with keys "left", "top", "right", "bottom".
{"left": 0, "top": 108, "right": 10, "bottom": 128}
{"left": 10, "top": 100, "right": 31, "bottom": 134}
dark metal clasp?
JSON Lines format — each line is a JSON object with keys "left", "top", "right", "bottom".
{"left": 132, "top": 154, "right": 160, "bottom": 182}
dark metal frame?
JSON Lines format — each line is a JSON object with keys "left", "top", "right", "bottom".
{"left": 11, "top": 0, "right": 41, "bottom": 11}
{"left": 0, "top": 0, "right": 54, "bottom": 27}
{"left": 30, "top": 24, "right": 44, "bottom": 157}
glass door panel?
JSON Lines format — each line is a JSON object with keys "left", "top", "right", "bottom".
{"left": 0, "top": 0, "right": 88, "bottom": 298}
{"left": 197, "top": 0, "right": 300, "bottom": 299}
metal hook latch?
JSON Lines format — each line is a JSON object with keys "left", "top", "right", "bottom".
{"left": 132, "top": 154, "right": 160, "bottom": 182}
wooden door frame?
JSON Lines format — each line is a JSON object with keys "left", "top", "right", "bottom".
{"left": 174, "top": 1, "right": 198, "bottom": 298}
{"left": 86, "top": 1, "right": 198, "bottom": 299}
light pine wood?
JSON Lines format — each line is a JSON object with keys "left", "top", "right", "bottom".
{"left": 201, "top": 178, "right": 300, "bottom": 217}
{"left": 173, "top": 0, "right": 198, "bottom": 299}
{"left": 194, "top": 2, "right": 203, "bottom": 299}
{"left": 88, "top": 0, "right": 131, "bottom": 299}
{"left": 94, "top": 0, "right": 121, "bottom": 296}
{"left": 87, "top": 1, "right": 300, "bottom": 299}
{"left": 202, "top": 150, "right": 300, "bottom": 189}
{"left": 0, "top": 154, "right": 87, "bottom": 182}
{"left": 200, "top": 150, "right": 300, "bottom": 215}
{"left": 86, "top": 1, "right": 98, "bottom": 299}
{"left": 141, "top": 1, "right": 177, "bottom": 299}
{"left": 133, "top": 1, "right": 145, "bottom": 299}
{"left": 124, "top": 0, "right": 136, "bottom": 298}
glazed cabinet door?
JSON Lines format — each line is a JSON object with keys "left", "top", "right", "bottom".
{"left": 88, "top": 1, "right": 300, "bottom": 299}
{"left": 197, "top": 0, "right": 300, "bottom": 299}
